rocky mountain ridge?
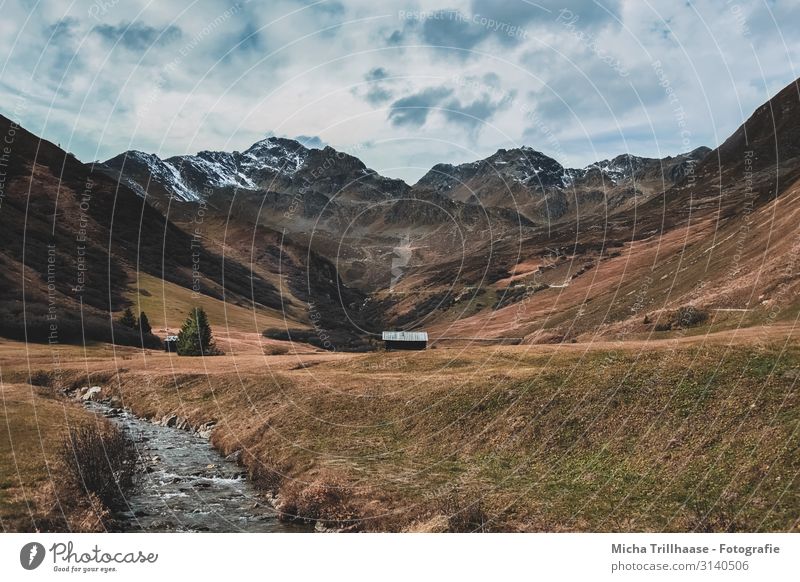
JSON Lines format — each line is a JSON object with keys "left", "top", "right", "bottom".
{"left": 103, "top": 136, "right": 711, "bottom": 216}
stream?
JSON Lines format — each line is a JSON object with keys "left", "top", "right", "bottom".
{"left": 86, "top": 402, "right": 308, "bottom": 533}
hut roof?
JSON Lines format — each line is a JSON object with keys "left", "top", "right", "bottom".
{"left": 382, "top": 331, "right": 428, "bottom": 342}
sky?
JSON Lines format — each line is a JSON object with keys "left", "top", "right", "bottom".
{"left": 0, "top": 0, "right": 798, "bottom": 184}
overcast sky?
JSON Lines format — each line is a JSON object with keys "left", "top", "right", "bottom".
{"left": 1, "top": 0, "right": 798, "bottom": 183}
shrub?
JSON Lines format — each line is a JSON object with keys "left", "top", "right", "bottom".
{"left": 0, "top": 303, "right": 161, "bottom": 349}
{"left": 674, "top": 305, "right": 708, "bottom": 328}
{"left": 263, "top": 344, "right": 290, "bottom": 356}
{"left": 439, "top": 491, "right": 491, "bottom": 532}
{"left": 286, "top": 478, "right": 359, "bottom": 530}
{"left": 59, "top": 424, "right": 139, "bottom": 511}
{"left": 686, "top": 496, "right": 742, "bottom": 532}
{"left": 273, "top": 471, "right": 361, "bottom": 529}
{"left": 247, "top": 457, "right": 287, "bottom": 494}
{"left": 262, "top": 327, "right": 372, "bottom": 352}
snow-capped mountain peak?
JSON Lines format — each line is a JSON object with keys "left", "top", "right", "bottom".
{"left": 241, "top": 136, "right": 311, "bottom": 176}
{"left": 101, "top": 136, "right": 322, "bottom": 202}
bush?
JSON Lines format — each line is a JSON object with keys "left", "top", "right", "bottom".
{"left": 245, "top": 454, "right": 288, "bottom": 494}
{"left": 0, "top": 302, "right": 162, "bottom": 349}
{"left": 262, "top": 327, "right": 373, "bottom": 352}
{"left": 674, "top": 305, "right": 708, "bottom": 328}
{"left": 278, "top": 473, "right": 360, "bottom": 530}
{"left": 650, "top": 306, "right": 708, "bottom": 332}
{"left": 59, "top": 424, "right": 139, "bottom": 511}
{"left": 439, "top": 491, "right": 491, "bottom": 532}
{"left": 263, "top": 344, "right": 290, "bottom": 356}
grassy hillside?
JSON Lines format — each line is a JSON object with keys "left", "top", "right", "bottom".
{"left": 30, "top": 341, "right": 798, "bottom": 532}
{"left": 126, "top": 272, "right": 295, "bottom": 335}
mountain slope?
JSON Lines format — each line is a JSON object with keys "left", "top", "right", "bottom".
{"left": 0, "top": 114, "right": 370, "bottom": 347}
{"left": 414, "top": 146, "right": 711, "bottom": 222}
{"left": 10, "top": 76, "right": 797, "bottom": 348}
{"left": 416, "top": 77, "right": 800, "bottom": 341}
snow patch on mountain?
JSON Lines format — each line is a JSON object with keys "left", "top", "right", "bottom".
{"left": 104, "top": 137, "right": 317, "bottom": 202}
{"left": 241, "top": 137, "right": 309, "bottom": 175}
{"left": 167, "top": 151, "right": 257, "bottom": 192}
{"left": 113, "top": 150, "right": 201, "bottom": 202}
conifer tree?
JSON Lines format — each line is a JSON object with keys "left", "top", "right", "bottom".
{"left": 138, "top": 312, "right": 152, "bottom": 335}
{"left": 176, "top": 307, "right": 215, "bottom": 356}
{"left": 119, "top": 307, "right": 137, "bottom": 329}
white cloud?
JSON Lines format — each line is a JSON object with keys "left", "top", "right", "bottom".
{"left": 0, "top": 0, "right": 796, "bottom": 183}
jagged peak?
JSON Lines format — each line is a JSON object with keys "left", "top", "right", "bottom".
{"left": 244, "top": 135, "right": 309, "bottom": 156}
{"left": 111, "top": 149, "right": 163, "bottom": 163}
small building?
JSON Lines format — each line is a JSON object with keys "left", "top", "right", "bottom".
{"left": 164, "top": 335, "right": 179, "bottom": 352}
{"left": 382, "top": 330, "right": 428, "bottom": 351}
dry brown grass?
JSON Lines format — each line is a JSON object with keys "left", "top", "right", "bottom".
{"left": 3, "top": 336, "right": 796, "bottom": 532}
{"left": 0, "top": 383, "right": 111, "bottom": 532}
{"left": 59, "top": 423, "right": 138, "bottom": 512}
{"left": 423, "top": 176, "right": 800, "bottom": 345}
{"left": 124, "top": 272, "right": 308, "bottom": 354}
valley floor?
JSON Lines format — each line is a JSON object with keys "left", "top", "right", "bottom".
{"left": 1, "top": 325, "right": 798, "bottom": 532}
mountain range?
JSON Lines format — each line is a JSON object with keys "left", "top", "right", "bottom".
{"left": 100, "top": 134, "right": 710, "bottom": 221}
{"left": 1, "top": 76, "right": 798, "bottom": 350}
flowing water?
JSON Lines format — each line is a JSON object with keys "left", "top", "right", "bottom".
{"left": 87, "top": 403, "right": 307, "bottom": 533}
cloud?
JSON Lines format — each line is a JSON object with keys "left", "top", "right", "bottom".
{"left": 296, "top": 0, "right": 345, "bottom": 17}
{"left": 365, "top": 67, "right": 389, "bottom": 81}
{"left": 391, "top": 1, "right": 622, "bottom": 59}
{"left": 0, "top": 0, "right": 797, "bottom": 185}
{"left": 365, "top": 86, "right": 394, "bottom": 105}
{"left": 419, "top": 10, "right": 492, "bottom": 52}
{"left": 436, "top": 73, "right": 517, "bottom": 137}
{"left": 442, "top": 93, "right": 514, "bottom": 136}
{"left": 482, "top": 72, "right": 501, "bottom": 85}
{"left": 525, "top": 59, "right": 668, "bottom": 131}
{"left": 46, "top": 17, "right": 79, "bottom": 41}
{"left": 92, "top": 21, "right": 182, "bottom": 51}
{"left": 388, "top": 8, "right": 524, "bottom": 57}
{"left": 387, "top": 87, "right": 453, "bottom": 127}
{"left": 357, "top": 67, "right": 395, "bottom": 105}
{"left": 38, "top": 18, "right": 81, "bottom": 91}
{"left": 470, "top": 0, "right": 621, "bottom": 29}
{"left": 222, "top": 20, "right": 264, "bottom": 57}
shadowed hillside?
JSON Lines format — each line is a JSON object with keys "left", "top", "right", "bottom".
{"left": 0, "top": 114, "right": 373, "bottom": 347}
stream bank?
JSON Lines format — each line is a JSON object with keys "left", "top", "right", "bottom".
{"left": 84, "top": 400, "right": 310, "bottom": 533}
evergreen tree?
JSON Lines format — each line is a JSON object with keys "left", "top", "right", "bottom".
{"left": 138, "top": 312, "right": 152, "bottom": 335}
{"left": 119, "top": 307, "right": 137, "bottom": 329}
{"left": 176, "top": 307, "right": 216, "bottom": 356}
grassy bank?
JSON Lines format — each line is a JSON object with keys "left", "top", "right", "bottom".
{"left": 1, "top": 383, "right": 98, "bottom": 531}
{"left": 0, "top": 383, "right": 133, "bottom": 532}
{"left": 30, "top": 342, "right": 797, "bottom": 532}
